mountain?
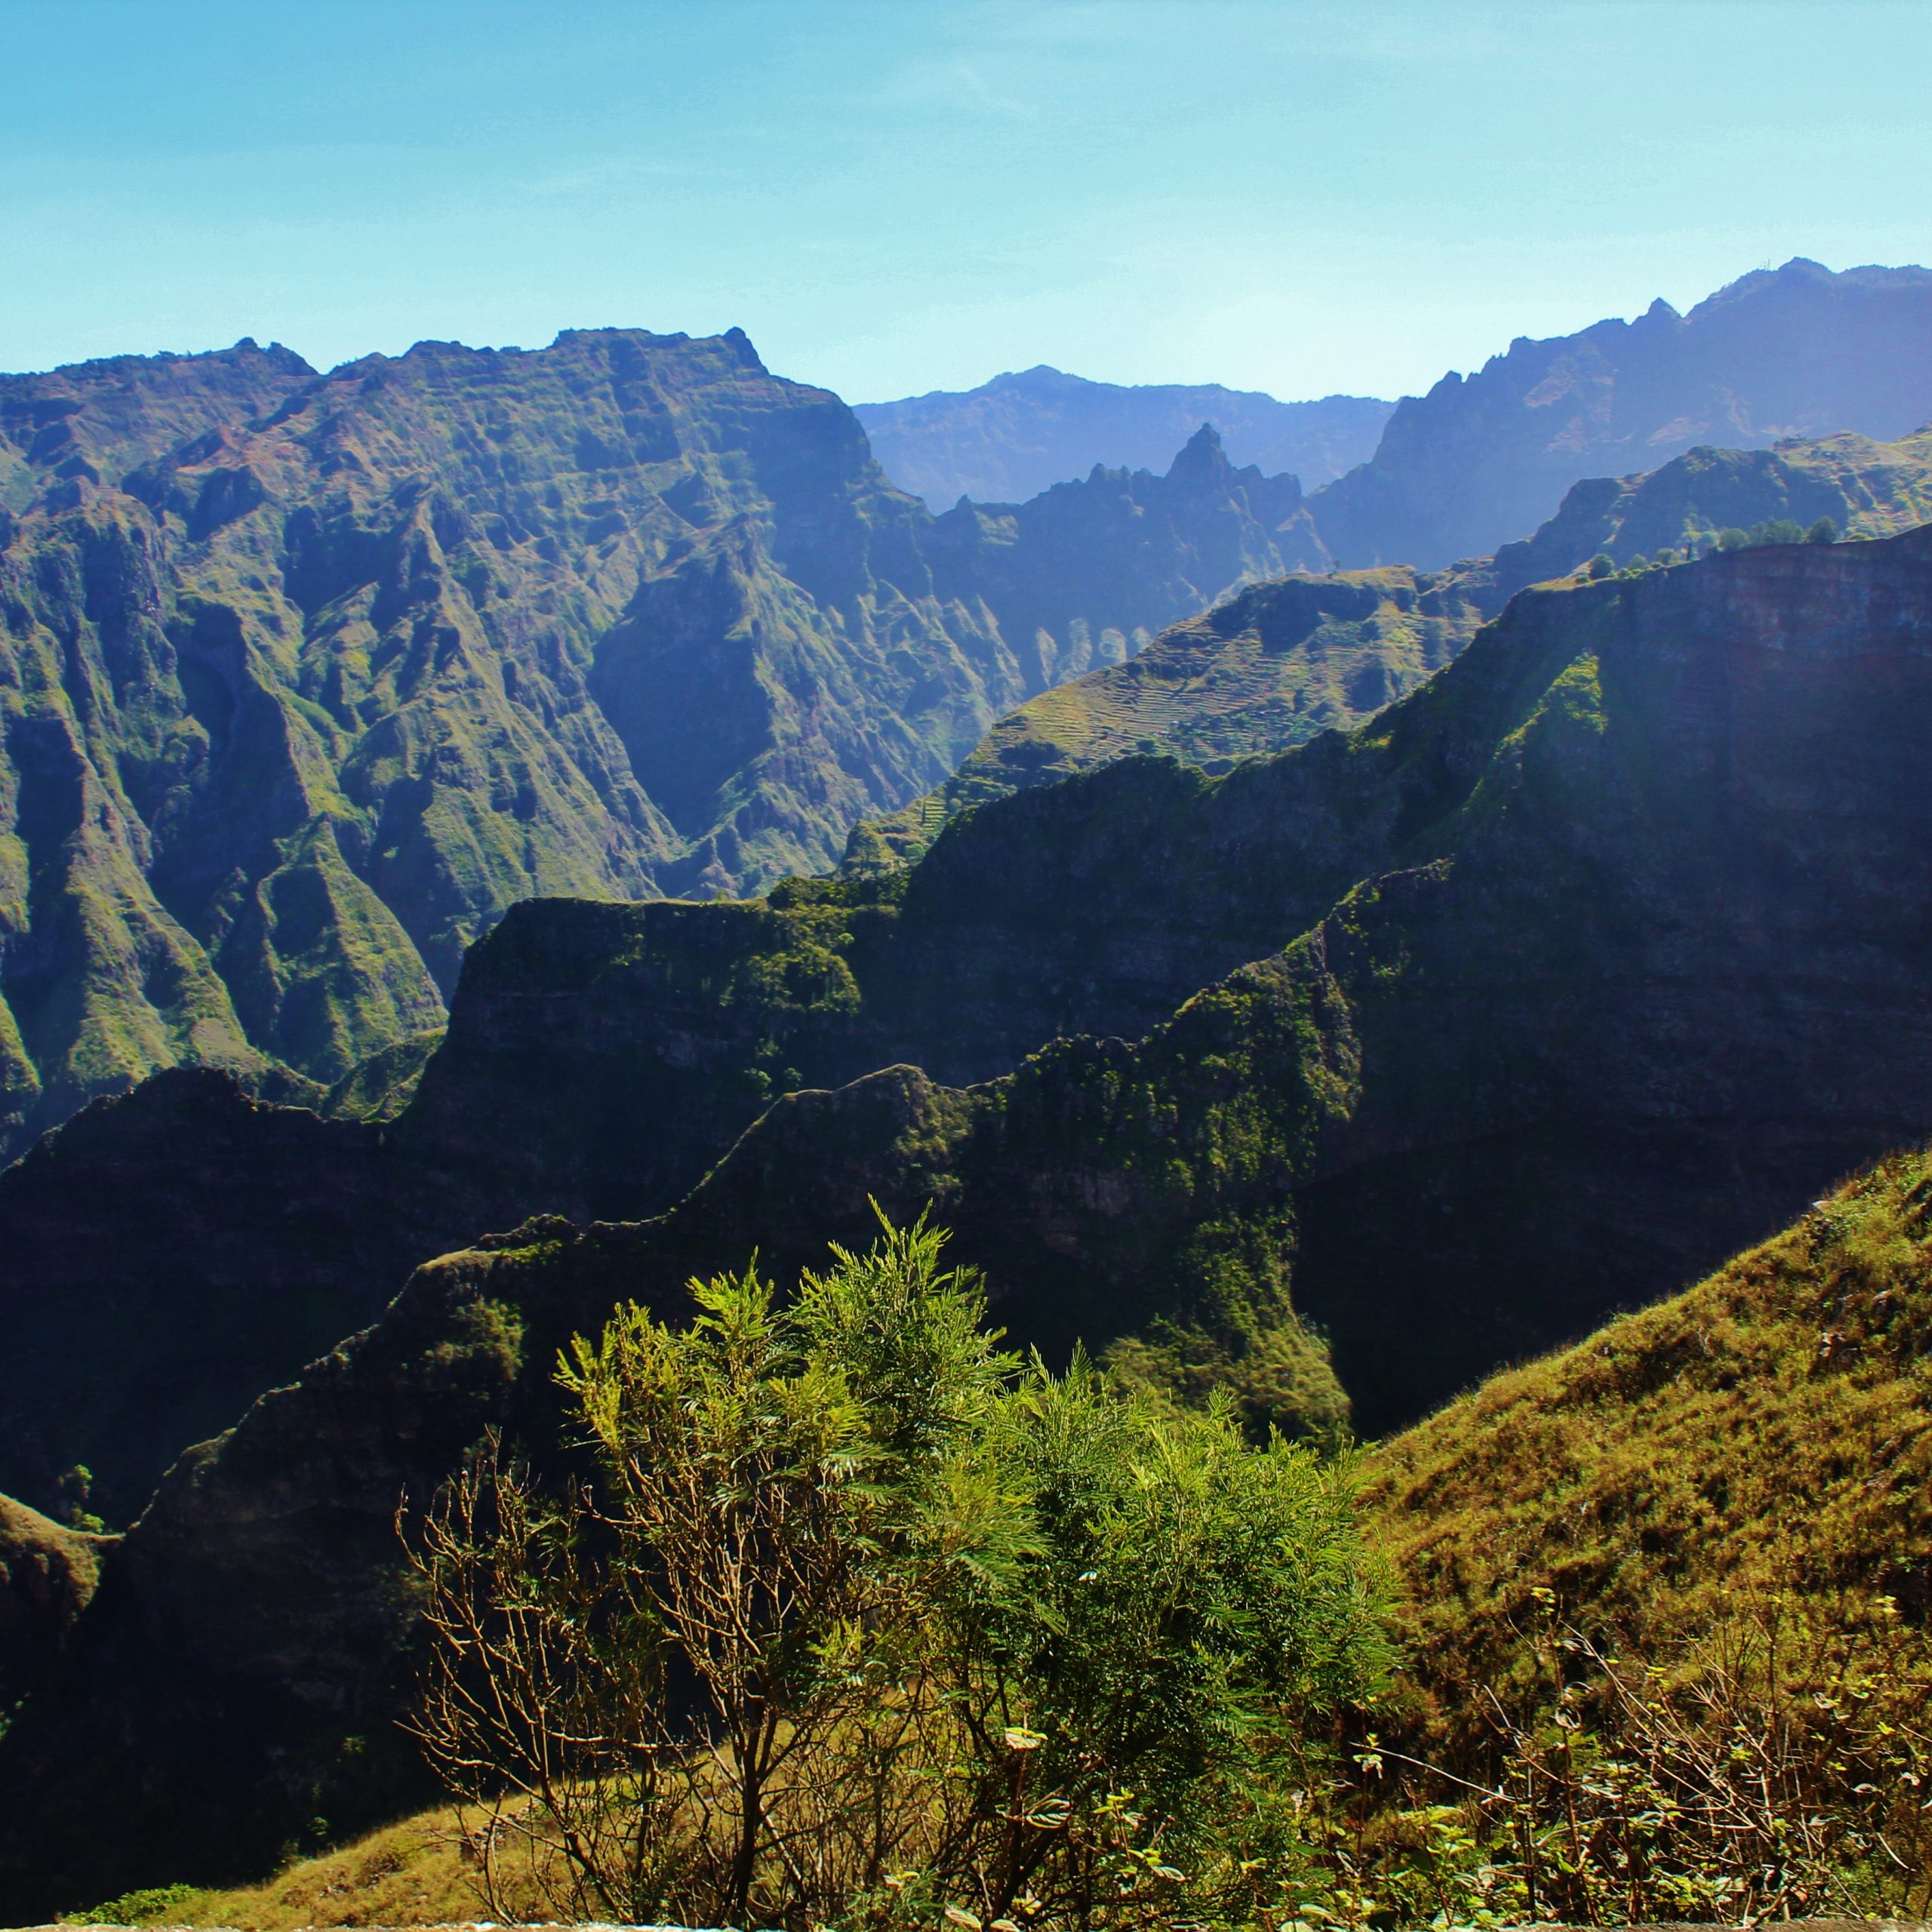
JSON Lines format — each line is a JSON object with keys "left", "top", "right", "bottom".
{"left": 11, "top": 419, "right": 1930, "bottom": 1524}
{"left": 844, "top": 561, "right": 1491, "bottom": 872}
{"left": 854, "top": 365, "right": 1392, "bottom": 507}
{"left": 851, "top": 417, "right": 1932, "bottom": 871}
{"left": 1491, "top": 423, "right": 1932, "bottom": 596}
{"left": 10, "top": 525, "right": 1932, "bottom": 1912}
{"left": 1309, "top": 257, "right": 1932, "bottom": 569}
{"left": 0, "top": 335, "right": 1318, "bottom": 1164}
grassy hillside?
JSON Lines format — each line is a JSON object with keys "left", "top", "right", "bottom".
{"left": 1366, "top": 1142, "right": 1932, "bottom": 1734}
{"left": 845, "top": 563, "right": 1489, "bottom": 871}
{"left": 1493, "top": 425, "right": 1932, "bottom": 595}
{"left": 56, "top": 1144, "right": 1932, "bottom": 1927}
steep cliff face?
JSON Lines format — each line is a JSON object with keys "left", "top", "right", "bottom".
{"left": 1309, "top": 259, "right": 1932, "bottom": 568}
{"left": 0, "top": 334, "right": 1322, "bottom": 1161}
{"left": 854, "top": 365, "right": 1391, "bottom": 506}
{"left": 16, "top": 511, "right": 1932, "bottom": 1531}
{"left": 9, "top": 528, "right": 1932, "bottom": 1914}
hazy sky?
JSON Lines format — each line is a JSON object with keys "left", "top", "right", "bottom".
{"left": 3, "top": 1, "right": 1927, "bottom": 404}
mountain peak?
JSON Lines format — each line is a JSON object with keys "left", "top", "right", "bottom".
{"left": 1164, "top": 420, "right": 1230, "bottom": 482}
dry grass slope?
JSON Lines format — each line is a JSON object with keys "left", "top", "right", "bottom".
{"left": 1366, "top": 1144, "right": 1932, "bottom": 1746}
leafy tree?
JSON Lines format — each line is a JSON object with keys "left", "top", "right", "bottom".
{"left": 408, "top": 1214, "right": 1385, "bottom": 1929}
{"left": 1586, "top": 552, "right": 1615, "bottom": 579}
{"left": 1716, "top": 527, "right": 1751, "bottom": 551}
{"left": 1623, "top": 554, "right": 1648, "bottom": 574}
{"left": 1807, "top": 515, "right": 1841, "bottom": 544}
{"left": 1758, "top": 518, "right": 1806, "bottom": 546}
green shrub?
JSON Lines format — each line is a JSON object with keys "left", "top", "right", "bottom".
{"left": 409, "top": 1213, "right": 1386, "bottom": 1929}
{"left": 61, "top": 1881, "right": 204, "bottom": 1925}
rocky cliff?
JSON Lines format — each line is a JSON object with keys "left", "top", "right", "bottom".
{"left": 9, "top": 526, "right": 1932, "bottom": 1913}
{"left": 0, "top": 333, "right": 1321, "bottom": 1162}
{"left": 1309, "top": 258, "right": 1932, "bottom": 568}
{"left": 854, "top": 364, "right": 1390, "bottom": 506}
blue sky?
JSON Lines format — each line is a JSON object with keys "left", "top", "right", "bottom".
{"left": 3, "top": 1, "right": 1927, "bottom": 404}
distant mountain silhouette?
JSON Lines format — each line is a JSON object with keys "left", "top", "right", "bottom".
{"left": 1308, "top": 258, "right": 1932, "bottom": 568}
{"left": 854, "top": 365, "right": 1391, "bottom": 506}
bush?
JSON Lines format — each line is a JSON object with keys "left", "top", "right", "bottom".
{"left": 1807, "top": 515, "right": 1841, "bottom": 544}
{"left": 1585, "top": 552, "right": 1614, "bottom": 579}
{"left": 1716, "top": 526, "right": 1750, "bottom": 551}
{"left": 1284, "top": 1594, "right": 1932, "bottom": 1927}
{"left": 408, "top": 1214, "right": 1386, "bottom": 1929}
{"left": 60, "top": 1881, "right": 203, "bottom": 1925}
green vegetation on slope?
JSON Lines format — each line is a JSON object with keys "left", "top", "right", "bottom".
{"left": 1492, "top": 425, "right": 1932, "bottom": 595}
{"left": 0, "top": 336, "right": 1329, "bottom": 1162}
{"left": 63, "top": 1158, "right": 1932, "bottom": 1928}
{"left": 846, "top": 564, "right": 1490, "bottom": 871}
{"left": 0, "top": 1491, "right": 109, "bottom": 1715}
{"left": 1367, "top": 1141, "right": 1932, "bottom": 1752}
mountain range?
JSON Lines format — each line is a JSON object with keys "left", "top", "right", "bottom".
{"left": 0, "top": 336, "right": 1321, "bottom": 1162}
{"left": 853, "top": 366, "right": 1392, "bottom": 507}
{"left": 857, "top": 263, "right": 1932, "bottom": 575}
{"left": 9, "top": 414, "right": 1932, "bottom": 1532}
{"left": 1307, "top": 257, "right": 1932, "bottom": 568}
{"left": 8, "top": 521, "right": 1932, "bottom": 1912}
{"left": 6, "top": 260, "right": 1932, "bottom": 1918}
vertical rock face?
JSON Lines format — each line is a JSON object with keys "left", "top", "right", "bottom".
{"left": 1309, "top": 259, "right": 1932, "bottom": 568}
{"left": 0, "top": 331, "right": 1324, "bottom": 1161}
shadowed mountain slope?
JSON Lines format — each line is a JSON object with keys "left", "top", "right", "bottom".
{"left": 848, "top": 423, "right": 1932, "bottom": 872}
{"left": 1309, "top": 258, "right": 1932, "bottom": 568}
{"left": 854, "top": 364, "right": 1390, "bottom": 506}
{"left": 0, "top": 335, "right": 1321, "bottom": 1161}
{"left": 9, "top": 527, "right": 1932, "bottom": 1913}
